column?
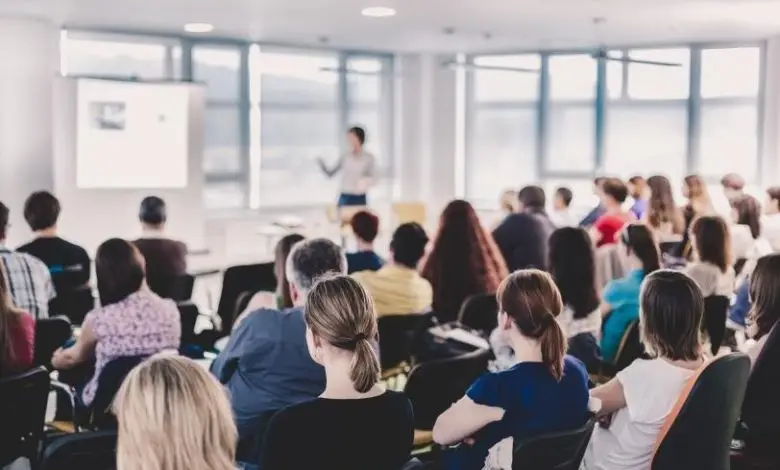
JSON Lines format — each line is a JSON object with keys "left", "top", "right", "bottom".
{"left": 761, "top": 37, "right": 780, "bottom": 187}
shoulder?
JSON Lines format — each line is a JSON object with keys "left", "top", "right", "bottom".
{"left": 563, "top": 355, "right": 588, "bottom": 379}
{"left": 16, "top": 252, "right": 50, "bottom": 273}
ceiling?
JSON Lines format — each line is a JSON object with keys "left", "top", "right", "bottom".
{"left": 3, "top": 0, "right": 780, "bottom": 52}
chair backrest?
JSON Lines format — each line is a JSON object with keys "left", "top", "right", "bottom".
{"left": 378, "top": 313, "right": 432, "bottom": 371}
{"left": 48, "top": 286, "right": 94, "bottom": 325}
{"left": 40, "top": 430, "right": 117, "bottom": 470}
{"left": 652, "top": 353, "right": 751, "bottom": 470}
{"left": 741, "top": 324, "right": 780, "bottom": 447}
{"left": 34, "top": 316, "right": 74, "bottom": 369}
{"left": 404, "top": 349, "right": 491, "bottom": 430}
{"left": 613, "top": 319, "right": 643, "bottom": 372}
{"left": 512, "top": 416, "right": 596, "bottom": 470}
{"left": 146, "top": 273, "right": 195, "bottom": 302}
{"left": 216, "top": 262, "right": 276, "bottom": 333}
{"left": 457, "top": 293, "right": 499, "bottom": 334}
{"left": 236, "top": 409, "right": 279, "bottom": 465}
{"left": 399, "top": 458, "right": 425, "bottom": 470}
{"left": 177, "top": 301, "right": 200, "bottom": 348}
{"left": 703, "top": 295, "right": 730, "bottom": 356}
{"left": 0, "top": 367, "right": 51, "bottom": 467}
{"left": 233, "top": 289, "right": 261, "bottom": 323}
{"left": 89, "top": 355, "right": 147, "bottom": 428}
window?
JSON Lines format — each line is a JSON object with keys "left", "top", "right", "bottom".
{"left": 62, "top": 33, "right": 176, "bottom": 80}
{"left": 626, "top": 48, "right": 690, "bottom": 100}
{"left": 701, "top": 47, "right": 760, "bottom": 98}
{"left": 473, "top": 55, "right": 540, "bottom": 102}
{"left": 549, "top": 55, "right": 597, "bottom": 100}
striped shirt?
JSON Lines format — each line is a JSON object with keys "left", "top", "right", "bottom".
{"left": 0, "top": 247, "right": 55, "bottom": 319}
{"left": 352, "top": 264, "right": 432, "bottom": 317}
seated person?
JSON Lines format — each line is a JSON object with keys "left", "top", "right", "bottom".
{"left": 260, "top": 275, "right": 413, "bottom": 470}
{"left": 729, "top": 277, "right": 751, "bottom": 331}
{"left": 583, "top": 270, "right": 707, "bottom": 470}
{"left": 591, "top": 178, "right": 635, "bottom": 247}
{"left": 601, "top": 224, "right": 661, "bottom": 363}
{"left": 17, "top": 191, "right": 91, "bottom": 293}
{"left": 551, "top": 186, "right": 578, "bottom": 228}
{"left": 745, "top": 254, "right": 780, "bottom": 365}
{"left": 51, "top": 238, "right": 181, "bottom": 408}
{"left": 685, "top": 216, "right": 736, "bottom": 297}
{"left": 211, "top": 238, "right": 346, "bottom": 442}
{"left": 493, "top": 186, "right": 555, "bottom": 272}
{"left": 579, "top": 177, "right": 606, "bottom": 227}
{"left": 627, "top": 176, "right": 649, "bottom": 221}
{"left": 113, "top": 354, "right": 237, "bottom": 470}
{"left": 0, "top": 263, "right": 35, "bottom": 376}
{"left": 353, "top": 222, "right": 432, "bottom": 317}
{"left": 346, "top": 210, "right": 384, "bottom": 274}
{"left": 433, "top": 270, "right": 589, "bottom": 470}
{"left": 132, "top": 196, "right": 188, "bottom": 283}
{"left": 730, "top": 194, "right": 773, "bottom": 263}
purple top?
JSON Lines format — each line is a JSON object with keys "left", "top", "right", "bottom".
{"left": 81, "top": 289, "right": 181, "bottom": 405}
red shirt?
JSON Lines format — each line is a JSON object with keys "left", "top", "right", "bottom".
{"left": 594, "top": 213, "right": 632, "bottom": 247}
{"left": 5, "top": 312, "right": 35, "bottom": 375}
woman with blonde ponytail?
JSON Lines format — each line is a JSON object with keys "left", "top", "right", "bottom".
{"left": 260, "top": 274, "right": 413, "bottom": 470}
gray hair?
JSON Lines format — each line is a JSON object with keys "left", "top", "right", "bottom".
{"left": 285, "top": 238, "right": 347, "bottom": 294}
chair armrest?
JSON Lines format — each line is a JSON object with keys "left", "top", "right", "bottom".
{"left": 50, "top": 379, "right": 81, "bottom": 432}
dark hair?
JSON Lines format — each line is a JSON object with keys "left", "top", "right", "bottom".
{"left": 23, "top": 191, "right": 61, "bottom": 231}
{"left": 139, "top": 196, "right": 167, "bottom": 226}
{"left": 350, "top": 211, "right": 380, "bottom": 244}
{"left": 640, "top": 270, "right": 704, "bottom": 361}
{"left": 96, "top": 238, "right": 145, "bottom": 306}
{"left": 647, "top": 175, "right": 684, "bottom": 234}
{"left": 518, "top": 185, "right": 546, "bottom": 211}
{"left": 0, "top": 202, "right": 8, "bottom": 240}
{"left": 275, "top": 233, "right": 305, "bottom": 309}
{"left": 748, "top": 254, "right": 780, "bottom": 340}
{"left": 548, "top": 228, "right": 599, "bottom": 320}
{"left": 421, "top": 200, "right": 509, "bottom": 320}
{"left": 594, "top": 177, "right": 606, "bottom": 187}
{"left": 348, "top": 126, "right": 366, "bottom": 146}
{"left": 766, "top": 186, "right": 780, "bottom": 205}
{"left": 601, "top": 178, "right": 629, "bottom": 204}
{"left": 287, "top": 238, "right": 347, "bottom": 292}
{"left": 621, "top": 223, "right": 661, "bottom": 275}
{"left": 555, "top": 187, "right": 573, "bottom": 207}
{"left": 390, "top": 223, "right": 429, "bottom": 269}
{"left": 732, "top": 194, "right": 762, "bottom": 239}
{"left": 497, "top": 269, "right": 567, "bottom": 380}
{"left": 721, "top": 173, "right": 745, "bottom": 191}
{"left": 691, "top": 216, "right": 732, "bottom": 273}
{"left": 628, "top": 176, "right": 646, "bottom": 199}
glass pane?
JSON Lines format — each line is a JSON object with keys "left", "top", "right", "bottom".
{"left": 627, "top": 48, "right": 690, "bottom": 100}
{"left": 347, "top": 58, "right": 383, "bottom": 103}
{"left": 546, "top": 106, "right": 595, "bottom": 172}
{"left": 701, "top": 48, "right": 761, "bottom": 98}
{"left": 466, "top": 107, "right": 537, "bottom": 201}
{"left": 549, "top": 55, "right": 597, "bottom": 100}
{"left": 699, "top": 103, "right": 758, "bottom": 181}
{"left": 204, "top": 181, "right": 245, "bottom": 209}
{"left": 193, "top": 47, "right": 241, "bottom": 102}
{"left": 259, "top": 51, "right": 338, "bottom": 105}
{"left": 606, "top": 52, "right": 624, "bottom": 100}
{"left": 204, "top": 107, "right": 242, "bottom": 174}
{"left": 64, "top": 38, "right": 167, "bottom": 79}
{"left": 473, "top": 55, "right": 540, "bottom": 102}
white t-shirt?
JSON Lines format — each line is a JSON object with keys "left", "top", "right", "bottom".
{"left": 581, "top": 359, "right": 697, "bottom": 470}
{"left": 762, "top": 213, "right": 780, "bottom": 253}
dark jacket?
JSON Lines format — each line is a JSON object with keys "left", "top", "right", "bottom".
{"left": 492, "top": 210, "right": 556, "bottom": 272}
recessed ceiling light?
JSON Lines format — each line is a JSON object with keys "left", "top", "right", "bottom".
{"left": 184, "top": 23, "right": 214, "bottom": 33}
{"left": 361, "top": 6, "right": 396, "bottom": 18}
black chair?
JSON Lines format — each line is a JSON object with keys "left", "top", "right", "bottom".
{"left": 457, "top": 293, "right": 498, "bottom": 334}
{"left": 0, "top": 367, "right": 51, "bottom": 468}
{"left": 652, "top": 353, "right": 751, "bottom": 470}
{"left": 237, "top": 409, "right": 279, "bottom": 465}
{"left": 49, "top": 286, "right": 94, "bottom": 325}
{"left": 659, "top": 241, "right": 682, "bottom": 257}
{"left": 177, "top": 301, "right": 200, "bottom": 349}
{"left": 216, "top": 262, "right": 276, "bottom": 334}
{"left": 613, "top": 319, "right": 644, "bottom": 373}
{"left": 399, "top": 458, "right": 424, "bottom": 470}
{"left": 233, "top": 289, "right": 261, "bottom": 323}
{"left": 147, "top": 273, "right": 195, "bottom": 302}
{"left": 34, "top": 316, "right": 73, "bottom": 369}
{"left": 512, "top": 416, "right": 596, "bottom": 470}
{"left": 87, "top": 355, "right": 147, "bottom": 429}
{"left": 704, "top": 295, "right": 730, "bottom": 356}
{"left": 40, "top": 430, "right": 117, "bottom": 470}
{"left": 378, "top": 313, "right": 433, "bottom": 374}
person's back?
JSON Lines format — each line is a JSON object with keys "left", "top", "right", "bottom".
{"left": 346, "top": 250, "right": 383, "bottom": 274}
{"left": 493, "top": 210, "right": 555, "bottom": 271}
{"left": 18, "top": 237, "right": 90, "bottom": 292}
{"left": 346, "top": 210, "right": 384, "bottom": 274}
{"left": 133, "top": 237, "right": 188, "bottom": 277}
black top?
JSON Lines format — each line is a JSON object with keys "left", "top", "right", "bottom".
{"left": 260, "top": 390, "right": 414, "bottom": 470}
{"left": 17, "top": 236, "right": 91, "bottom": 293}
{"left": 132, "top": 237, "right": 188, "bottom": 278}
{"left": 492, "top": 211, "right": 556, "bottom": 272}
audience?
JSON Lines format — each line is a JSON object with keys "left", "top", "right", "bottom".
{"left": 627, "top": 176, "right": 648, "bottom": 220}
{"left": 346, "top": 210, "right": 384, "bottom": 274}
{"left": 730, "top": 194, "right": 772, "bottom": 263}
{"left": 729, "top": 277, "right": 751, "bottom": 331}
{"left": 600, "top": 224, "right": 661, "bottom": 363}
{"left": 762, "top": 186, "right": 780, "bottom": 252}
{"left": 0, "top": 201, "right": 55, "bottom": 319}
{"left": 113, "top": 354, "right": 237, "bottom": 470}
{"left": 645, "top": 175, "right": 685, "bottom": 239}
{"left": 493, "top": 186, "right": 555, "bottom": 272}
{"left": 0, "top": 263, "right": 34, "bottom": 376}
{"left": 746, "top": 254, "right": 780, "bottom": 365}
{"left": 592, "top": 178, "right": 634, "bottom": 247}
{"left": 433, "top": 270, "right": 589, "bottom": 470}
{"left": 583, "top": 270, "right": 706, "bottom": 470}
{"left": 260, "top": 275, "right": 413, "bottom": 470}
{"left": 685, "top": 216, "right": 735, "bottom": 297}
{"left": 580, "top": 177, "right": 607, "bottom": 227}
{"left": 551, "top": 186, "right": 578, "bottom": 227}
{"left": 133, "top": 196, "right": 188, "bottom": 281}
{"left": 353, "top": 223, "right": 432, "bottom": 317}
{"left": 425, "top": 200, "right": 508, "bottom": 322}
{"left": 722, "top": 172, "right": 746, "bottom": 204}
{"left": 211, "top": 238, "right": 345, "bottom": 442}
{"left": 17, "top": 191, "right": 91, "bottom": 293}
{"left": 51, "top": 238, "right": 181, "bottom": 408}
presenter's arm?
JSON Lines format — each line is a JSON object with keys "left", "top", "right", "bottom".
{"left": 317, "top": 156, "right": 342, "bottom": 178}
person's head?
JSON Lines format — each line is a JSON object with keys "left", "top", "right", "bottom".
{"left": 274, "top": 233, "right": 306, "bottom": 309}
{"left": 639, "top": 270, "right": 704, "bottom": 361}
{"left": 496, "top": 269, "right": 567, "bottom": 380}
{"left": 285, "top": 238, "right": 347, "bottom": 306}
{"left": 0, "top": 202, "right": 8, "bottom": 242}
{"left": 619, "top": 223, "right": 661, "bottom": 275}
{"left": 0, "top": 263, "right": 24, "bottom": 372}
{"left": 389, "top": 222, "right": 429, "bottom": 269}
{"left": 748, "top": 254, "right": 780, "bottom": 339}
{"left": 721, "top": 173, "right": 745, "bottom": 202}
{"left": 23, "top": 191, "right": 60, "bottom": 233}
{"left": 554, "top": 187, "right": 573, "bottom": 211}
{"left": 350, "top": 211, "right": 380, "bottom": 246}
{"left": 690, "top": 216, "right": 732, "bottom": 273}
{"left": 548, "top": 227, "right": 599, "bottom": 320}
{"left": 628, "top": 176, "right": 648, "bottom": 200}
{"left": 731, "top": 194, "right": 762, "bottom": 239}
{"left": 113, "top": 354, "right": 237, "bottom": 470}
{"left": 764, "top": 187, "right": 780, "bottom": 215}
{"left": 347, "top": 126, "right": 366, "bottom": 151}
{"left": 499, "top": 189, "right": 519, "bottom": 214}
{"left": 518, "top": 185, "right": 546, "bottom": 212}
{"left": 600, "top": 178, "right": 629, "bottom": 208}
{"left": 139, "top": 196, "right": 167, "bottom": 229}
{"left": 593, "top": 177, "right": 606, "bottom": 196}
{"left": 305, "top": 275, "right": 379, "bottom": 393}
{"left": 646, "top": 175, "right": 683, "bottom": 233}
{"left": 683, "top": 174, "right": 710, "bottom": 203}
{"left": 95, "top": 238, "right": 145, "bottom": 307}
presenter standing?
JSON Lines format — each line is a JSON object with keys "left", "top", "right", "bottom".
{"left": 318, "top": 126, "right": 376, "bottom": 207}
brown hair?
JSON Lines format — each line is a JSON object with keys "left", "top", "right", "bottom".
{"left": 628, "top": 176, "right": 647, "bottom": 199}
{"left": 0, "top": 263, "right": 24, "bottom": 372}
{"left": 601, "top": 178, "right": 629, "bottom": 204}
{"left": 620, "top": 223, "right": 662, "bottom": 275}
{"left": 748, "top": 254, "right": 780, "bottom": 340}
{"left": 766, "top": 186, "right": 780, "bottom": 206}
{"left": 24, "top": 191, "right": 61, "bottom": 231}
{"left": 350, "top": 211, "right": 380, "bottom": 243}
{"left": 684, "top": 175, "right": 713, "bottom": 216}
{"left": 732, "top": 194, "right": 762, "bottom": 240}
{"left": 305, "top": 275, "right": 379, "bottom": 393}
{"left": 497, "top": 269, "right": 566, "bottom": 380}
{"left": 421, "top": 200, "right": 509, "bottom": 321}
{"left": 640, "top": 270, "right": 704, "bottom": 361}
{"left": 647, "top": 175, "right": 684, "bottom": 234}
{"left": 721, "top": 173, "right": 745, "bottom": 191}
{"left": 691, "top": 216, "right": 732, "bottom": 273}
{"left": 274, "top": 233, "right": 305, "bottom": 309}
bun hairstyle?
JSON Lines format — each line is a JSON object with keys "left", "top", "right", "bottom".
{"left": 305, "top": 275, "right": 380, "bottom": 393}
{"left": 497, "top": 269, "right": 567, "bottom": 381}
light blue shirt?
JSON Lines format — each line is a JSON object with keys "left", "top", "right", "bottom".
{"left": 601, "top": 269, "right": 646, "bottom": 363}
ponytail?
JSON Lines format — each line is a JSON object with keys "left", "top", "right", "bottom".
{"left": 350, "top": 337, "right": 380, "bottom": 393}
{"left": 540, "top": 317, "right": 567, "bottom": 381}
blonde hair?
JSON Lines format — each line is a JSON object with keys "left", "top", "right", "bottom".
{"left": 113, "top": 354, "right": 237, "bottom": 470}
{"left": 305, "top": 275, "right": 380, "bottom": 393}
